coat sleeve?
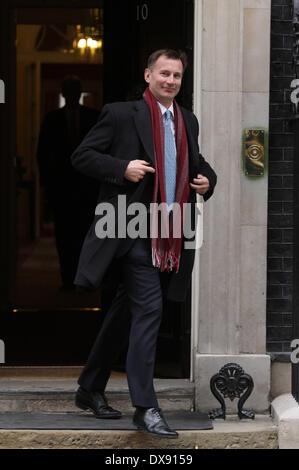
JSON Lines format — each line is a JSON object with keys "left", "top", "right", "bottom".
{"left": 190, "top": 113, "right": 217, "bottom": 202}
{"left": 71, "top": 104, "right": 131, "bottom": 185}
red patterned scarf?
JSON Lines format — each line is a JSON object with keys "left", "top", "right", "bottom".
{"left": 143, "top": 87, "right": 190, "bottom": 272}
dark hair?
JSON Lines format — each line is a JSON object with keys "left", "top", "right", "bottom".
{"left": 61, "top": 75, "right": 82, "bottom": 95}
{"left": 147, "top": 49, "right": 188, "bottom": 73}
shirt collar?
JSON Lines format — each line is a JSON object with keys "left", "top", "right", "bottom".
{"left": 158, "top": 102, "right": 174, "bottom": 119}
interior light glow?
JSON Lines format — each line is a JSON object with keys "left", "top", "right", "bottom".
{"left": 78, "top": 38, "right": 86, "bottom": 48}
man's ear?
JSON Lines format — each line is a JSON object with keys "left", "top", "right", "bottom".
{"left": 144, "top": 68, "right": 150, "bottom": 84}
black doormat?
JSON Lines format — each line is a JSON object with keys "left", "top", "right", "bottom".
{"left": 0, "top": 411, "right": 213, "bottom": 431}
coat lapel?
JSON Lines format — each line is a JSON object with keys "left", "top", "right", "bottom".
{"left": 180, "top": 106, "right": 200, "bottom": 179}
{"left": 133, "top": 99, "right": 199, "bottom": 175}
{"left": 133, "top": 99, "right": 155, "bottom": 165}
{"left": 180, "top": 107, "right": 197, "bottom": 156}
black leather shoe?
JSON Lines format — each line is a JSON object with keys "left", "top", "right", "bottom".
{"left": 133, "top": 407, "right": 178, "bottom": 438}
{"left": 75, "top": 387, "right": 122, "bottom": 419}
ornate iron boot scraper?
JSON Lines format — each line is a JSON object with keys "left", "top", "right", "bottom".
{"left": 209, "top": 363, "right": 255, "bottom": 420}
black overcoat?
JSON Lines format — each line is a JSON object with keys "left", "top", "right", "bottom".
{"left": 71, "top": 98, "right": 217, "bottom": 302}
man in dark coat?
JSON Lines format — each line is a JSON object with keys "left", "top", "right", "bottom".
{"left": 71, "top": 50, "right": 217, "bottom": 438}
{"left": 37, "top": 76, "right": 100, "bottom": 291}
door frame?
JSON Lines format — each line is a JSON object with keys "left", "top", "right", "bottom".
{"left": 0, "top": 1, "right": 17, "bottom": 324}
{"left": 190, "top": 0, "right": 202, "bottom": 382}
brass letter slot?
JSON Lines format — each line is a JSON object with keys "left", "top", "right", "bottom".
{"left": 243, "top": 129, "right": 265, "bottom": 176}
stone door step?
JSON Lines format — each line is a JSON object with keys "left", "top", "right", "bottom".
{"left": 0, "top": 366, "right": 84, "bottom": 379}
{"left": 0, "top": 415, "right": 278, "bottom": 449}
{"left": 0, "top": 410, "right": 212, "bottom": 430}
{"left": 0, "top": 379, "right": 194, "bottom": 413}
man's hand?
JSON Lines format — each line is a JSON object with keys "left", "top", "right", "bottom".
{"left": 124, "top": 160, "right": 155, "bottom": 183}
{"left": 190, "top": 174, "right": 210, "bottom": 195}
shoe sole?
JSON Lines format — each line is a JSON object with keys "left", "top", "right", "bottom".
{"left": 135, "top": 425, "right": 179, "bottom": 439}
{"left": 75, "top": 400, "right": 122, "bottom": 419}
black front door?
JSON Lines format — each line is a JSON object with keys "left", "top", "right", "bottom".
{"left": 0, "top": 0, "right": 194, "bottom": 378}
{"left": 103, "top": 0, "right": 194, "bottom": 109}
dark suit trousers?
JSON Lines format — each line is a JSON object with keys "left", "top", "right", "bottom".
{"left": 78, "top": 237, "right": 163, "bottom": 408}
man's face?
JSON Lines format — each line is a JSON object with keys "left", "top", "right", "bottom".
{"left": 144, "top": 55, "right": 183, "bottom": 106}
